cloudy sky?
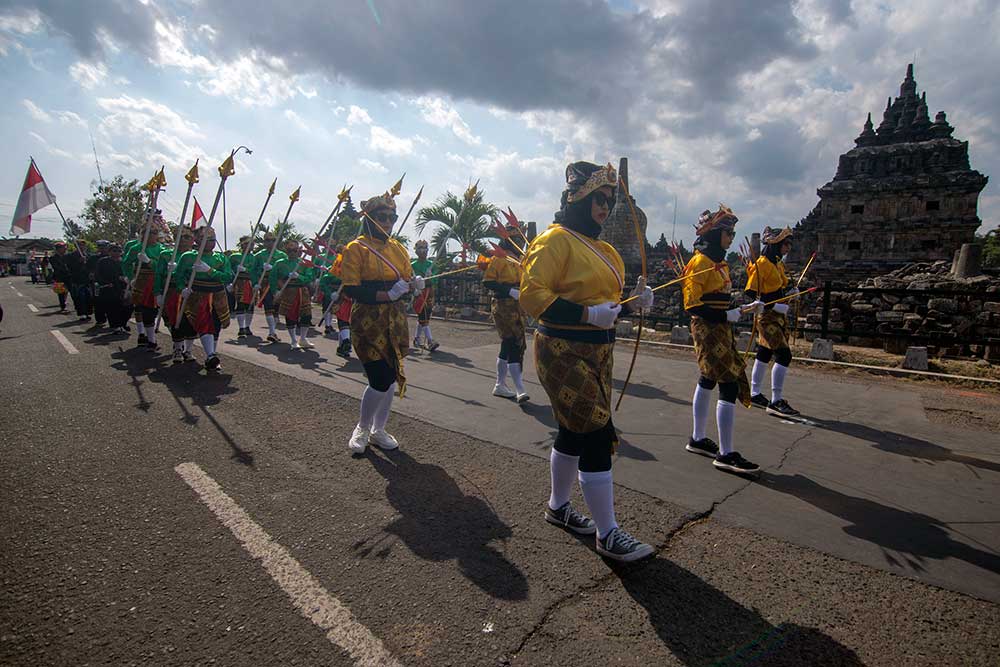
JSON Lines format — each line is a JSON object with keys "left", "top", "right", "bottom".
{"left": 0, "top": 0, "right": 997, "bottom": 250}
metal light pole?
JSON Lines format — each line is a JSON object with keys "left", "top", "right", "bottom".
{"left": 224, "top": 146, "right": 252, "bottom": 250}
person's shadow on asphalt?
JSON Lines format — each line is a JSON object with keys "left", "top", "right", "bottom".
{"left": 760, "top": 472, "right": 1000, "bottom": 575}
{"left": 357, "top": 449, "right": 529, "bottom": 601}
{"left": 618, "top": 557, "right": 864, "bottom": 666}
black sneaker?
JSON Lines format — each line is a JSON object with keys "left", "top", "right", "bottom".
{"left": 137, "top": 333, "right": 148, "bottom": 345}
{"left": 545, "top": 502, "right": 596, "bottom": 535}
{"left": 266, "top": 334, "right": 280, "bottom": 344}
{"left": 596, "top": 527, "right": 654, "bottom": 562}
{"left": 713, "top": 452, "right": 760, "bottom": 475}
{"left": 336, "top": 340, "right": 352, "bottom": 359}
{"left": 237, "top": 328, "right": 246, "bottom": 339}
{"left": 324, "top": 325, "right": 336, "bottom": 336}
{"left": 686, "top": 437, "right": 719, "bottom": 458}
{"left": 172, "top": 349, "right": 184, "bottom": 364}
{"left": 205, "top": 355, "right": 221, "bottom": 372}
{"left": 766, "top": 399, "right": 800, "bottom": 417}
{"left": 146, "top": 340, "right": 158, "bottom": 351}
{"left": 426, "top": 339, "right": 440, "bottom": 352}
{"left": 182, "top": 350, "right": 196, "bottom": 363}
{"left": 749, "top": 393, "right": 770, "bottom": 409}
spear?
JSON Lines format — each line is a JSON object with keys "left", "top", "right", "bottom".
{"left": 127, "top": 166, "right": 166, "bottom": 292}
{"left": 275, "top": 186, "right": 354, "bottom": 300}
{"left": 791, "top": 251, "right": 818, "bottom": 342}
{"left": 744, "top": 243, "right": 763, "bottom": 359}
{"left": 175, "top": 151, "right": 238, "bottom": 323}
{"left": 252, "top": 186, "right": 301, "bottom": 306}
{"left": 742, "top": 286, "right": 817, "bottom": 312}
{"left": 618, "top": 265, "right": 719, "bottom": 305}
{"left": 152, "top": 160, "right": 199, "bottom": 331}
{"left": 229, "top": 177, "right": 277, "bottom": 292}
{"left": 615, "top": 173, "right": 648, "bottom": 412}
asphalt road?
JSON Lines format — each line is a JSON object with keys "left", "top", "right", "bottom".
{"left": 2, "top": 279, "right": 999, "bottom": 666}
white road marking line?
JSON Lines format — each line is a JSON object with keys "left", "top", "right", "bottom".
{"left": 14, "top": 290, "right": 24, "bottom": 297}
{"left": 50, "top": 330, "right": 79, "bottom": 354}
{"left": 175, "top": 462, "right": 401, "bottom": 667}
{"left": 27, "top": 303, "right": 38, "bottom": 312}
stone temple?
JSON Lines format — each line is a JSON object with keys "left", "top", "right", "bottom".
{"left": 786, "top": 64, "right": 989, "bottom": 282}
{"left": 599, "top": 157, "right": 648, "bottom": 277}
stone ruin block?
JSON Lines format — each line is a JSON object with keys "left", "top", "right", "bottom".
{"left": 903, "top": 346, "right": 929, "bottom": 370}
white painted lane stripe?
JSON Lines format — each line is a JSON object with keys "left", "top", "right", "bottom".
{"left": 27, "top": 303, "right": 38, "bottom": 312}
{"left": 50, "top": 330, "right": 79, "bottom": 354}
{"left": 175, "top": 463, "right": 402, "bottom": 667}
{"left": 14, "top": 290, "right": 24, "bottom": 297}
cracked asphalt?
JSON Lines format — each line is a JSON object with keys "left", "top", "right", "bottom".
{"left": 2, "top": 279, "right": 1000, "bottom": 666}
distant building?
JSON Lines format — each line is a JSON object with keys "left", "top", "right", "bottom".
{"left": 599, "top": 157, "right": 648, "bottom": 278}
{"left": 787, "top": 64, "right": 989, "bottom": 281}
{"left": 0, "top": 238, "right": 56, "bottom": 274}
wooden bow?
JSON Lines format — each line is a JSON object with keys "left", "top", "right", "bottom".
{"left": 615, "top": 176, "right": 647, "bottom": 412}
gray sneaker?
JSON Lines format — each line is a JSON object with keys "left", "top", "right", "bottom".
{"left": 545, "top": 502, "right": 596, "bottom": 535}
{"left": 596, "top": 527, "right": 654, "bottom": 562}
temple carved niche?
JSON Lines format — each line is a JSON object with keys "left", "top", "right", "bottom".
{"left": 599, "top": 157, "right": 648, "bottom": 277}
{"left": 786, "top": 64, "right": 989, "bottom": 282}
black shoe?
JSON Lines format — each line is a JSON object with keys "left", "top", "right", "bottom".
{"left": 137, "top": 333, "right": 148, "bottom": 345}
{"left": 205, "top": 355, "right": 221, "bottom": 372}
{"left": 749, "top": 393, "right": 770, "bottom": 409}
{"left": 686, "top": 437, "right": 719, "bottom": 458}
{"left": 545, "top": 502, "right": 596, "bottom": 535}
{"left": 146, "top": 340, "right": 158, "bottom": 351}
{"left": 172, "top": 349, "right": 184, "bottom": 364}
{"left": 324, "top": 325, "right": 336, "bottom": 336}
{"left": 596, "top": 527, "right": 654, "bottom": 562}
{"left": 766, "top": 399, "right": 800, "bottom": 417}
{"left": 713, "top": 452, "right": 760, "bottom": 475}
{"left": 266, "top": 334, "right": 280, "bottom": 344}
{"left": 426, "top": 339, "right": 440, "bottom": 352}
{"left": 237, "top": 328, "right": 246, "bottom": 339}
{"left": 336, "top": 340, "right": 351, "bottom": 359}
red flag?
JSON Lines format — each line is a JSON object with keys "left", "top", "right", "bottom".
{"left": 10, "top": 159, "right": 56, "bottom": 236}
{"left": 190, "top": 198, "right": 207, "bottom": 229}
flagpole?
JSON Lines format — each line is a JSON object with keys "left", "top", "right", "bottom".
{"left": 252, "top": 186, "right": 300, "bottom": 307}
{"left": 229, "top": 178, "right": 277, "bottom": 292}
{"left": 152, "top": 159, "right": 199, "bottom": 331}
{"left": 176, "top": 151, "right": 237, "bottom": 322}
{"left": 276, "top": 188, "right": 351, "bottom": 300}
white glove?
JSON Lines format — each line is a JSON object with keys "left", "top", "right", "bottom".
{"left": 387, "top": 279, "right": 410, "bottom": 301}
{"left": 193, "top": 260, "right": 211, "bottom": 272}
{"left": 585, "top": 302, "right": 622, "bottom": 329}
{"left": 225, "top": 283, "right": 233, "bottom": 292}
{"left": 263, "top": 263, "right": 273, "bottom": 272}
{"left": 236, "top": 264, "right": 246, "bottom": 274}
{"left": 787, "top": 286, "right": 800, "bottom": 296}
{"left": 726, "top": 307, "right": 743, "bottom": 323}
{"left": 155, "top": 294, "right": 164, "bottom": 307}
{"left": 331, "top": 288, "right": 342, "bottom": 302}
{"left": 411, "top": 276, "right": 426, "bottom": 292}
{"left": 773, "top": 303, "right": 790, "bottom": 315}
{"left": 138, "top": 252, "right": 150, "bottom": 264}
{"left": 167, "top": 261, "right": 177, "bottom": 272}
{"left": 289, "top": 271, "right": 299, "bottom": 279}
{"left": 181, "top": 287, "right": 192, "bottom": 299}
{"left": 508, "top": 288, "right": 520, "bottom": 300}
{"left": 749, "top": 299, "right": 765, "bottom": 316}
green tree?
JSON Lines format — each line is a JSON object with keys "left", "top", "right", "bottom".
{"left": 78, "top": 175, "right": 147, "bottom": 243}
{"left": 978, "top": 230, "right": 999, "bottom": 267}
{"left": 414, "top": 189, "right": 499, "bottom": 260}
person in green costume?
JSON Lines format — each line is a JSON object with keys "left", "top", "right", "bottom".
{"left": 271, "top": 238, "right": 316, "bottom": 350}
{"left": 174, "top": 226, "right": 234, "bottom": 372}
{"left": 410, "top": 239, "right": 440, "bottom": 351}
{"left": 122, "top": 210, "right": 170, "bottom": 350}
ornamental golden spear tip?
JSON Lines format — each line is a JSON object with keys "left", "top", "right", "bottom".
{"left": 185, "top": 159, "right": 200, "bottom": 185}
{"left": 218, "top": 151, "right": 236, "bottom": 178}
{"left": 290, "top": 186, "right": 301, "bottom": 202}
{"left": 390, "top": 173, "right": 405, "bottom": 197}
{"left": 268, "top": 177, "right": 276, "bottom": 196}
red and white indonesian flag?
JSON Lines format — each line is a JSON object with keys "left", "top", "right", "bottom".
{"left": 190, "top": 198, "right": 207, "bottom": 229}
{"left": 10, "top": 159, "right": 56, "bottom": 236}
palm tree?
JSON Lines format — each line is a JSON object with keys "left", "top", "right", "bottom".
{"left": 414, "top": 188, "right": 499, "bottom": 262}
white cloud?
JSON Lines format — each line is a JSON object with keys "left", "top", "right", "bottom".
{"left": 335, "top": 127, "right": 353, "bottom": 138}
{"left": 347, "top": 105, "right": 372, "bottom": 125}
{"left": 56, "top": 110, "right": 88, "bottom": 128}
{"left": 358, "top": 158, "right": 388, "bottom": 173}
{"left": 22, "top": 99, "right": 52, "bottom": 123}
{"left": 264, "top": 157, "right": 284, "bottom": 174}
{"left": 414, "top": 96, "right": 481, "bottom": 145}
{"left": 369, "top": 125, "right": 413, "bottom": 156}
{"left": 284, "top": 109, "right": 310, "bottom": 132}
{"left": 297, "top": 85, "right": 318, "bottom": 99}
{"left": 95, "top": 94, "right": 206, "bottom": 170}
{"left": 28, "top": 131, "right": 90, "bottom": 166}
{"left": 69, "top": 61, "right": 108, "bottom": 89}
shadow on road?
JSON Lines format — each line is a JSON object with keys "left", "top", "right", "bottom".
{"left": 358, "top": 449, "right": 529, "bottom": 601}
{"left": 810, "top": 418, "right": 1000, "bottom": 475}
{"left": 760, "top": 472, "right": 1000, "bottom": 575}
{"left": 618, "top": 557, "right": 863, "bottom": 666}
{"left": 611, "top": 377, "right": 689, "bottom": 405}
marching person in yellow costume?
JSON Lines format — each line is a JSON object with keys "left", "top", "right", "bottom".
{"left": 682, "top": 206, "right": 763, "bottom": 474}
{"left": 483, "top": 224, "right": 528, "bottom": 402}
{"left": 520, "top": 161, "right": 654, "bottom": 562}
{"left": 341, "top": 189, "right": 421, "bottom": 455}
{"left": 745, "top": 226, "right": 800, "bottom": 417}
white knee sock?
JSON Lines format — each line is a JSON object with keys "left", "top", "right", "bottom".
{"left": 771, "top": 363, "right": 788, "bottom": 403}
{"left": 136, "top": 322, "right": 146, "bottom": 336}
{"left": 184, "top": 339, "right": 194, "bottom": 352}
{"left": 146, "top": 328, "right": 156, "bottom": 344}
{"left": 359, "top": 385, "right": 388, "bottom": 431}
{"left": 751, "top": 359, "right": 768, "bottom": 395}
{"left": 246, "top": 312, "right": 254, "bottom": 329}
{"left": 374, "top": 382, "right": 396, "bottom": 431}
{"left": 339, "top": 328, "right": 350, "bottom": 342}
{"left": 423, "top": 324, "right": 433, "bottom": 340}
{"left": 717, "top": 400, "right": 735, "bottom": 456}
{"left": 266, "top": 314, "right": 276, "bottom": 336}
{"left": 496, "top": 358, "right": 509, "bottom": 385}
{"left": 324, "top": 312, "right": 333, "bottom": 327}
{"left": 288, "top": 326, "right": 297, "bottom": 345}
{"left": 200, "top": 333, "right": 216, "bottom": 357}
{"left": 579, "top": 470, "right": 617, "bottom": 539}
{"left": 299, "top": 326, "right": 309, "bottom": 343}
{"left": 173, "top": 341, "right": 183, "bottom": 353}
{"left": 508, "top": 362, "right": 526, "bottom": 393}
{"left": 692, "top": 385, "right": 713, "bottom": 441}
{"left": 548, "top": 449, "right": 579, "bottom": 511}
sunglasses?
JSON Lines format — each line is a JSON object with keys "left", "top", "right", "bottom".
{"left": 372, "top": 211, "right": 398, "bottom": 224}
{"left": 592, "top": 191, "right": 616, "bottom": 209}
